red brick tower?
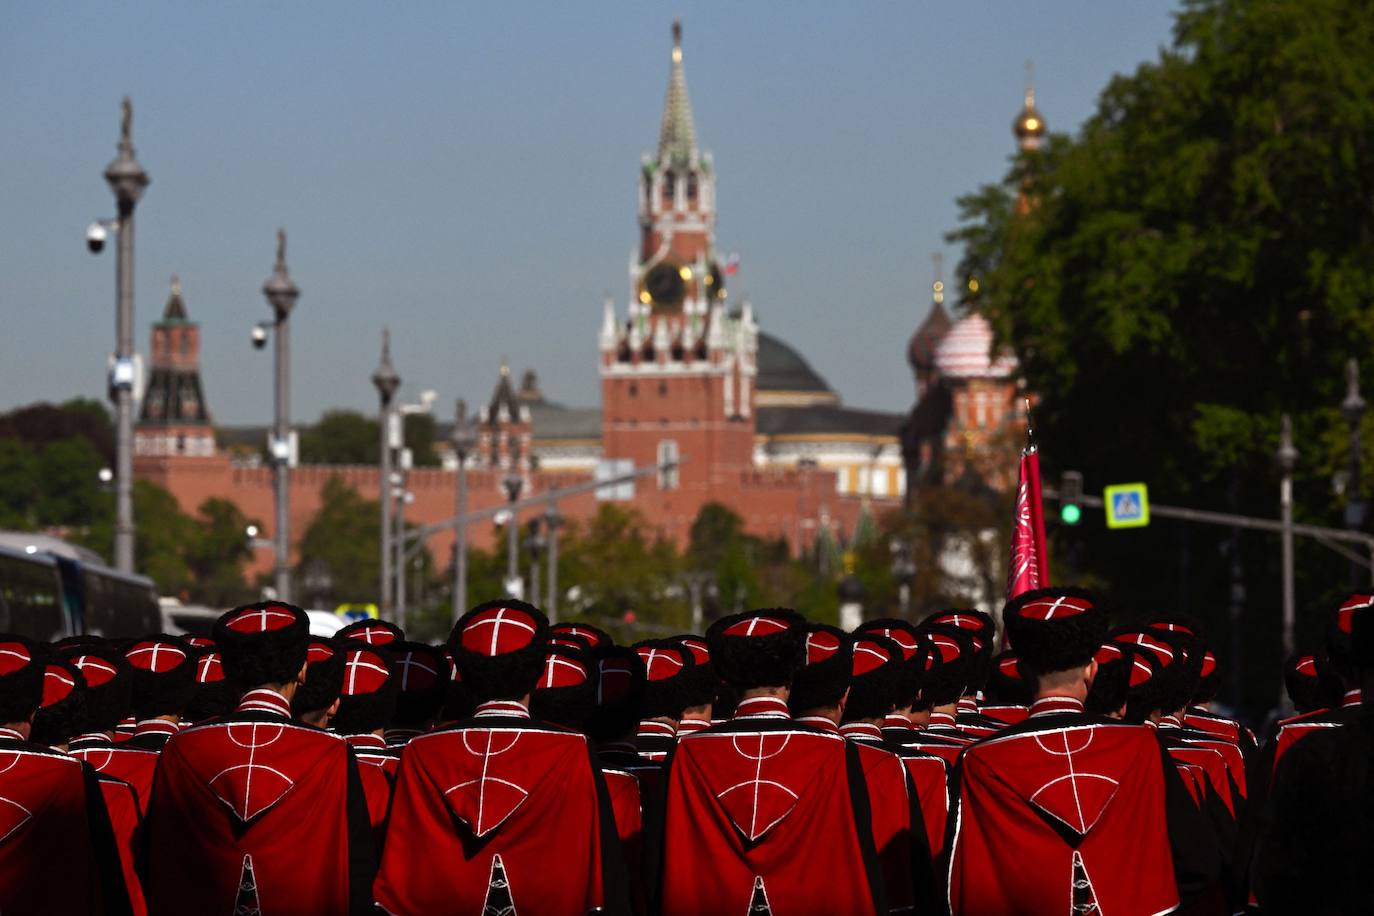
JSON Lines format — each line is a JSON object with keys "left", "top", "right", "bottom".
{"left": 599, "top": 20, "right": 758, "bottom": 535}
{"left": 136, "top": 276, "right": 216, "bottom": 458}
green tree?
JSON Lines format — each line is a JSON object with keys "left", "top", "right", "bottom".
{"left": 295, "top": 475, "right": 382, "bottom": 603}
{"left": 185, "top": 498, "right": 257, "bottom": 607}
{"left": 35, "top": 438, "right": 106, "bottom": 527}
{"left": 947, "top": 0, "right": 1374, "bottom": 710}
{"left": 297, "top": 411, "right": 379, "bottom": 465}
{"left": 560, "top": 503, "right": 686, "bottom": 626}
{"left": 0, "top": 439, "right": 37, "bottom": 529}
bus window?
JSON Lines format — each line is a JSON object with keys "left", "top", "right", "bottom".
{"left": 0, "top": 553, "right": 66, "bottom": 642}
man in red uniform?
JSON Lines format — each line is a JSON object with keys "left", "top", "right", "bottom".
{"left": 291, "top": 636, "right": 346, "bottom": 727}
{"left": 374, "top": 599, "right": 628, "bottom": 915}
{"left": 981, "top": 650, "right": 1032, "bottom": 725}
{"left": 923, "top": 609, "right": 1004, "bottom": 738}
{"left": 633, "top": 637, "right": 700, "bottom": 761}
{"left": 655, "top": 609, "right": 885, "bottom": 915}
{"left": 0, "top": 634, "right": 130, "bottom": 915}
{"left": 64, "top": 642, "right": 160, "bottom": 815}
{"left": 948, "top": 588, "right": 1221, "bottom": 915}
{"left": 182, "top": 644, "right": 236, "bottom": 725}
{"left": 671, "top": 635, "right": 716, "bottom": 736}
{"left": 123, "top": 635, "right": 197, "bottom": 750}
{"left": 141, "top": 602, "right": 375, "bottom": 914}
{"left": 333, "top": 641, "right": 401, "bottom": 847}
{"left": 383, "top": 641, "right": 446, "bottom": 746}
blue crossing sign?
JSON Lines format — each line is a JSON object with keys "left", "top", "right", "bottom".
{"left": 1104, "top": 483, "right": 1150, "bottom": 529}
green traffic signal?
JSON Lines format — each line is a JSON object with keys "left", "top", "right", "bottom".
{"left": 1060, "top": 503, "right": 1082, "bottom": 526}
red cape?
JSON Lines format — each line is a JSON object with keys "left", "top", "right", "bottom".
{"left": 96, "top": 773, "right": 146, "bottom": 916}
{"left": 140, "top": 715, "right": 373, "bottom": 914}
{"left": 373, "top": 716, "right": 628, "bottom": 915}
{"left": 70, "top": 741, "right": 158, "bottom": 815}
{"left": 950, "top": 718, "right": 1181, "bottom": 915}
{"left": 0, "top": 740, "right": 129, "bottom": 915}
{"left": 655, "top": 718, "right": 884, "bottom": 916}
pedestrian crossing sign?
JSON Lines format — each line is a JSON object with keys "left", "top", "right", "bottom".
{"left": 1104, "top": 483, "right": 1150, "bottom": 529}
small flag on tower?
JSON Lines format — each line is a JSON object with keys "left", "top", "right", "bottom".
{"left": 1006, "top": 401, "right": 1050, "bottom": 600}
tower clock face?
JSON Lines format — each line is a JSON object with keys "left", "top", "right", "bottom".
{"left": 644, "top": 262, "right": 687, "bottom": 310}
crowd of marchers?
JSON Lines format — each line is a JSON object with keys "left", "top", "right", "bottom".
{"left": 0, "top": 587, "right": 1369, "bottom": 915}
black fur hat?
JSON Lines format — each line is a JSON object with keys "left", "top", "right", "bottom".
{"left": 333, "top": 642, "right": 400, "bottom": 735}
{"left": 707, "top": 609, "right": 807, "bottom": 690}
{"left": 291, "top": 638, "right": 346, "bottom": 718}
{"left": 549, "top": 623, "right": 614, "bottom": 654}
{"left": 673, "top": 635, "right": 719, "bottom": 710}
{"left": 1137, "top": 628, "right": 1202, "bottom": 715}
{"left": 1283, "top": 652, "right": 1343, "bottom": 713}
{"left": 438, "top": 647, "right": 474, "bottom": 723}
{"left": 125, "top": 635, "right": 197, "bottom": 720}
{"left": 0, "top": 634, "right": 45, "bottom": 725}
{"left": 389, "top": 641, "right": 448, "bottom": 729}
{"left": 530, "top": 644, "right": 598, "bottom": 729}
{"left": 842, "top": 634, "right": 904, "bottom": 722}
{"left": 1120, "top": 642, "right": 1165, "bottom": 723}
{"left": 56, "top": 642, "right": 132, "bottom": 734}
{"left": 925, "top": 609, "right": 997, "bottom": 693}
{"left": 632, "top": 638, "right": 700, "bottom": 720}
{"left": 787, "top": 625, "right": 853, "bottom": 716}
{"left": 337, "top": 618, "right": 405, "bottom": 648}
{"left": 985, "top": 651, "right": 1033, "bottom": 706}
{"left": 32, "top": 659, "right": 86, "bottom": 746}
{"left": 1352, "top": 603, "right": 1374, "bottom": 670}
{"left": 1086, "top": 642, "right": 1132, "bottom": 716}
{"left": 917, "top": 628, "right": 972, "bottom": 709}
{"left": 1004, "top": 587, "right": 1108, "bottom": 676}
{"left": 585, "top": 646, "right": 647, "bottom": 742}
{"left": 853, "top": 618, "right": 926, "bottom": 709}
{"left": 214, "top": 602, "right": 311, "bottom": 689}
{"left": 184, "top": 648, "right": 237, "bottom": 724}
{"left": 450, "top": 600, "right": 549, "bottom": 702}
{"left": 1328, "top": 593, "right": 1374, "bottom": 680}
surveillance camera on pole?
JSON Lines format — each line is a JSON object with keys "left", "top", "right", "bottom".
{"left": 251, "top": 322, "right": 271, "bottom": 350}
{"left": 85, "top": 220, "right": 116, "bottom": 254}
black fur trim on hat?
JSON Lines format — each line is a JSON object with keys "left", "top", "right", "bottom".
{"left": 1283, "top": 651, "right": 1343, "bottom": 714}
{"left": 530, "top": 644, "right": 598, "bottom": 730}
{"left": 214, "top": 602, "right": 311, "bottom": 689}
{"left": 671, "top": 635, "right": 719, "bottom": 710}
{"left": 632, "top": 638, "right": 700, "bottom": 720}
{"left": 439, "top": 647, "right": 475, "bottom": 723}
{"left": 0, "top": 635, "right": 44, "bottom": 725}
{"left": 55, "top": 642, "right": 132, "bottom": 734}
{"left": 853, "top": 618, "right": 925, "bottom": 710}
{"left": 706, "top": 609, "right": 807, "bottom": 690}
{"left": 32, "top": 659, "right": 86, "bottom": 746}
{"left": 1118, "top": 637, "right": 1165, "bottom": 724}
{"left": 332, "top": 641, "right": 401, "bottom": 735}
{"left": 842, "top": 635, "right": 903, "bottom": 723}
{"left": 925, "top": 610, "right": 997, "bottom": 693}
{"left": 916, "top": 627, "right": 972, "bottom": 709}
{"left": 390, "top": 641, "right": 449, "bottom": 729}
{"left": 1086, "top": 646, "right": 1133, "bottom": 716}
{"left": 449, "top": 599, "right": 550, "bottom": 703}
{"left": 787, "top": 625, "right": 853, "bottom": 716}
{"left": 585, "top": 646, "right": 647, "bottom": 743}
{"left": 1003, "top": 587, "right": 1108, "bottom": 676}
{"left": 549, "top": 623, "right": 614, "bottom": 653}
{"left": 291, "top": 638, "right": 347, "bottom": 718}
{"left": 712, "top": 683, "right": 740, "bottom": 721}
{"left": 1144, "top": 629, "right": 1203, "bottom": 715}
{"left": 985, "top": 651, "right": 1032, "bottom": 706}
{"left": 126, "top": 634, "right": 198, "bottom": 720}
{"left": 1352, "top": 605, "right": 1374, "bottom": 670}
{"left": 337, "top": 618, "right": 405, "bottom": 646}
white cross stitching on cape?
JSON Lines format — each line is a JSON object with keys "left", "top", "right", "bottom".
{"left": 1026, "top": 728, "right": 1121, "bottom": 837}
{"left": 0, "top": 753, "right": 34, "bottom": 843}
{"left": 208, "top": 723, "right": 296, "bottom": 822}
{"left": 716, "top": 734, "right": 800, "bottom": 842}
{"left": 445, "top": 730, "right": 530, "bottom": 838}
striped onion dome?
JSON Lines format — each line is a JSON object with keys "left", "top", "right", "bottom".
{"left": 932, "top": 312, "right": 1017, "bottom": 379}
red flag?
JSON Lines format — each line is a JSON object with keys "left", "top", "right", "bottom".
{"left": 1006, "top": 447, "right": 1051, "bottom": 600}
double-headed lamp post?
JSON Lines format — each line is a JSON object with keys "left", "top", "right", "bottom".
{"left": 450, "top": 399, "right": 478, "bottom": 624}
{"left": 101, "top": 98, "right": 150, "bottom": 573}
{"left": 261, "top": 230, "right": 299, "bottom": 602}
{"left": 1342, "top": 359, "right": 1367, "bottom": 589}
{"left": 372, "top": 331, "right": 401, "bottom": 621}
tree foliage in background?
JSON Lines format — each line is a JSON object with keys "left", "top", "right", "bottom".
{"left": 296, "top": 410, "right": 440, "bottom": 466}
{"left": 947, "top": 0, "right": 1374, "bottom": 711}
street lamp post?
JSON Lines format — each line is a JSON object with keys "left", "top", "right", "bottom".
{"left": 1277, "top": 414, "right": 1299, "bottom": 668}
{"left": 450, "top": 399, "right": 478, "bottom": 624}
{"left": 393, "top": 452, "right": 412, "bottom": 627}
{"left": 889, "top": 537, "right": 916, "bottom": 618}
{"left": 261, "top": 230, "right": 299, "bottom": 602}
{"left": 372, "top": 331, "right": 400, "bottom": 620}
{"left": 544, "top": 504, "right": 564, "bottom": 622}
{"left": 1342, "top": 358, "right": 1366, "bottom": 589}
{"left": 526, "top": 519, "right": 547, "bottom": 608}
{"left": 503, "top": 443, "right": 525, "bottom": 598}
{"left": 103, "top": 98, "right": 150, "bottom": 574}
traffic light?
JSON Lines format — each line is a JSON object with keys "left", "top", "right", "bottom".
{"left": 1060, "top": 471, "right": 1083, "bottom": 525}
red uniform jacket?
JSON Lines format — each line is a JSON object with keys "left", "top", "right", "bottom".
{"left": 96, "top": 772, "right": 146, "bottom": 916}
{"left": 140, "top": 689, "right": 375, "bottom": 915}
{"left": 69, "top": 734, "right": 159, "bottom": 815}
{"left": 1267, "top": 693, "right": 1362, "bottom": 781}
{"left": 949, "top": 698, "right": 1221, "bottom": 916}
{"left": 344, "top": 734, "right": 398, "bottom": 848}
{"left": 654, "top": 697, "right": 885, "bottom": 916}
{"left": 0, "top": 730, "right": 130, "bottom": 915}
{"left": 373, "top": 701, "right": 629, "bottom": 915}
{"left": 600, "top": 744, "right": 667, "bottom": 916}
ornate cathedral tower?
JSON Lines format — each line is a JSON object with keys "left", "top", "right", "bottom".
{"left": 136, "top": 276, "right": 215, "bottom": 458}
{"left": 600, "top": 21, "right": 757, "bottom": 519}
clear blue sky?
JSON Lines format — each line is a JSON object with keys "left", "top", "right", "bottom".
{"left": 0, "top": 1, "right": 1178, "bottom": 425}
